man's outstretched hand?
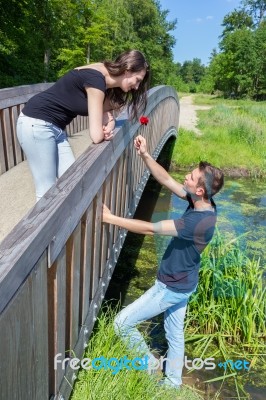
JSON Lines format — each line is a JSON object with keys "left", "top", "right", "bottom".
{"left": 134, "top": 135, "right": 148, "bottom": 156}
{"left": 102, "top": 203, "right": 112, "bottom": 223}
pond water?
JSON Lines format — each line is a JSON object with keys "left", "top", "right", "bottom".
{"left": 105, "top": 162, "right": 266, "bottom": 399}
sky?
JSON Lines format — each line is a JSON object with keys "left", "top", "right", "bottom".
{"left": 159, "top": 0, "right": 243, "bottom": 65}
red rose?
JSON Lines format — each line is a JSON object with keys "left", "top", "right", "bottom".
{"left": 139, "top": 116, "right": 149, "bottom": 125}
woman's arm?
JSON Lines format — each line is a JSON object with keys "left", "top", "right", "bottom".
{"left": 86, "top": 87, "right": 114, "bottom": 143}
{"left": 102, "top": 111, "right": 115, "bottom": 139}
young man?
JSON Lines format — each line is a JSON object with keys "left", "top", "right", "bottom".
{"left": 102, "top": 135, "right": 224, "bottom": 388}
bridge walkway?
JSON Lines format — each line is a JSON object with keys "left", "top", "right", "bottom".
{"left": 0, "top": 130, "right": 91, "bottom": 241}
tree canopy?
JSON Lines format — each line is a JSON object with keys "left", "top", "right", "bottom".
{"left": 1, "top": 0, "right": 266, "bottom": 99}
{"left": 0, "top": 0, "right": 177, "bottom": 88}
{"left": 207, "top": 0, "right": 266, "bottom": 98}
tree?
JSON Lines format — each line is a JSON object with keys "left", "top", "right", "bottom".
{"left": 0, "top": 0, "right": 178, "bottom": 88}
{"left": 253, "top": 20, "right": 266, "bottom": 97}
{"left": 208, "top": 0, "right": 266, "bottom": 98}
{"left": 180, "top": 59, "right": 205, "bottom": 85}
{"left": 242, "top": 0, "right": 266, "bottom": 25}
{"left": 126, "top": 0, "right": 177, "bottom": 85}
{"left": 220, "top": 9, "right": 254, "bottom": 41}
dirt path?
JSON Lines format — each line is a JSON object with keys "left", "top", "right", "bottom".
{"left": 178, "top": 95, "right": 211, "bottom": 135}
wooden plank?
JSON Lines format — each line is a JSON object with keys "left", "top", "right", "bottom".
{"left": 10, "top": 106, "right": 23, "bottom": 165}
{"left": 90, "top": 190, "right": 103, "bottom": 298}
{"left": 33, "top": 252, "right": 49, "bottom": 398}
{"left": 132, "top": 138, "right": 138, "bottom": 192}
{"left": 120, "top": 149, "right": 128, "bottom": 217}
{"left": 100, "top": 174, "right": 111, "bottom": 275}
{"left": 0, "top": 83, "right": 53, "bottom": 100}
{"left": 0, "top": 251, "right": 49, "bottom": 400}
{"left": 79, "top": 205, "right": 93, "bottom": 325}
{"left": 76, "top": 117, "right": 80, "bottom": 133}
{"left": 0, "top": 113, "right": 7, "bottom": 174}
{"left": 123, "top": 145, "right": 131, "bottom": 216}
{"left": 48, "top": 248, "right": 66, "bottom": 397}
{"left": 113, "top": 157, "right": 123, "bottom": 240}
{"left": 0, "top": 83, "right": 53, "bottom": 108}
{"left": 127, "top": 141, "right": 134, "bottom": 212}
{"left": 2, "top": 108, "right": 15, "bottom": 170}
{"left": 108, "top": 163, "right": 118, "bottom": 251}
{"left": 65, "top": 223, "right": 81, "bottom": 353}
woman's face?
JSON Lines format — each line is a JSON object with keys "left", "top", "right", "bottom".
{"left": 122, "top": 69, "right": 146, "bottom": 92}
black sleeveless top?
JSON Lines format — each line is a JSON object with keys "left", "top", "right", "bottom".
{"left": 22, "top": 69, "right": 106, "bottom": 129}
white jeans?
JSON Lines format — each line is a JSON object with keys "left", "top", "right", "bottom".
{"left": 114, "top": 279, "right": 195, "bottom": 387}
{"left": 17, "top": 113, "right": 75, "bottom": 201}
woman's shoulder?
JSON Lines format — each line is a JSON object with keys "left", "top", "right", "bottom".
{"left": 74, "top": 63, "right": 106, "bottom": 77}
{"left": 72, "top": 65, "right": 106, "bottom": 92}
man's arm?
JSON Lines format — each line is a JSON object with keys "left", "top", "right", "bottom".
{"left": 102, "top": 205, "right": 178, "bottom": 236}
{"left": 134, "top": 135, "right": 187, "bottom": 200}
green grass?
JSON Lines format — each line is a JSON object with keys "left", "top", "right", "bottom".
{"left": 70, "top": 305, "right": 204, "bottom": 400}
{"left": 173, "top": 95, "right": 266, "bottom": 176}
{"left": 193, "top": 94, "right": 257, "bottom": 107}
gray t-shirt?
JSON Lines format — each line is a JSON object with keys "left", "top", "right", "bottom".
{"left": 157, "top": 195, "right": 217, "bottom": 292}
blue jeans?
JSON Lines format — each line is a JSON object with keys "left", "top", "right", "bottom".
{"left": 114, "top": 279, "right": 194, "bottom": 387}
{"left": 16, "top": 113, "right": 75, "bottom": 201}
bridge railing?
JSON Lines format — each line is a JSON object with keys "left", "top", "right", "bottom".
{"left": 0, "top": 85, "right": 179, "bottom": 400}
{"left": 0, "top": 83, "right": 88, "bottom": 175}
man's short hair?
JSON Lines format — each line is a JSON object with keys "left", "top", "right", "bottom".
{"left": 197, "top": 161, "right": 224, "bottom": 199}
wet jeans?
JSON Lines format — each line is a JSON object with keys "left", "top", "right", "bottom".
{"left": 16, "top": 113, "right": 75, "bottom": 201}
{"left": 114, "top": 279, "right": 194, "bottom": 387}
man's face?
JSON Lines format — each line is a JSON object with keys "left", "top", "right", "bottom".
{"left": 184, "top": 168, "right": 204, "bottom": 197}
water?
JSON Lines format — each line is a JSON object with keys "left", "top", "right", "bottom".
{"left": 153, "top": 172, "right": 266, "bottom": 265}
{"left": 105, "top": 168, "right": 266, "bottom": 399}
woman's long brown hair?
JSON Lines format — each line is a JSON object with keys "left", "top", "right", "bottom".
{"left": 104, "top": 50, "right": 150, "bottom": 120}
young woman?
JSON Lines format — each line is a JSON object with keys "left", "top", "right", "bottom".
{"left": 16, "top": 50, "right": 150, "bottom": 201}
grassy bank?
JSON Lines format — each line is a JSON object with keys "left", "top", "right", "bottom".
{"left": 173, "top": 95, "right": 266, "bottom": 177}
{"left": 70, "top": 306, "right": 203, "bottom": 400}
{"left": 70, "top": 233, "right": 266, "bottom": 400}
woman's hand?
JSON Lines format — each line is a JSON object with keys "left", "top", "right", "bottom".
{"left": 86, "top": 89, "right": 115, "bottom": 143}
{"left": 102, "top": 112, "right": 115, "bottom": 140}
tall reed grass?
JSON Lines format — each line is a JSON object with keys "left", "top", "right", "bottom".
{"left": 185, "top": 231, "right": 266, "bottom": 399}
{"left": 186, "top": 230, "right": 265, "bottom": 350}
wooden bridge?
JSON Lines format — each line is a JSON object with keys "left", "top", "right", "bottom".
{"left": 0, "top": 84, "right": 179, "bottom": 400}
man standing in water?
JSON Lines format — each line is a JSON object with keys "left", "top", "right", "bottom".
{"left": 102, "top": 134, "right": 224, "bottom": 388}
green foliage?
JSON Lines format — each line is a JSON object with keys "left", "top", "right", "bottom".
{"left": 242, "top": 0, "right": 266, "bottom": 26}
{"left": 180, "top": 59, "right": 206, "bottom": 84}
{"left": 197, "top": 72, "right": 215, "bottom": 94}
{"left": 208, "top": 1, "right": 266, "bottom": 98}
{"left": 0, "top": 0, "right": 178, "bottom": 88}
{"left": 1, "top": 0, "right": 265, "bottom": 98}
